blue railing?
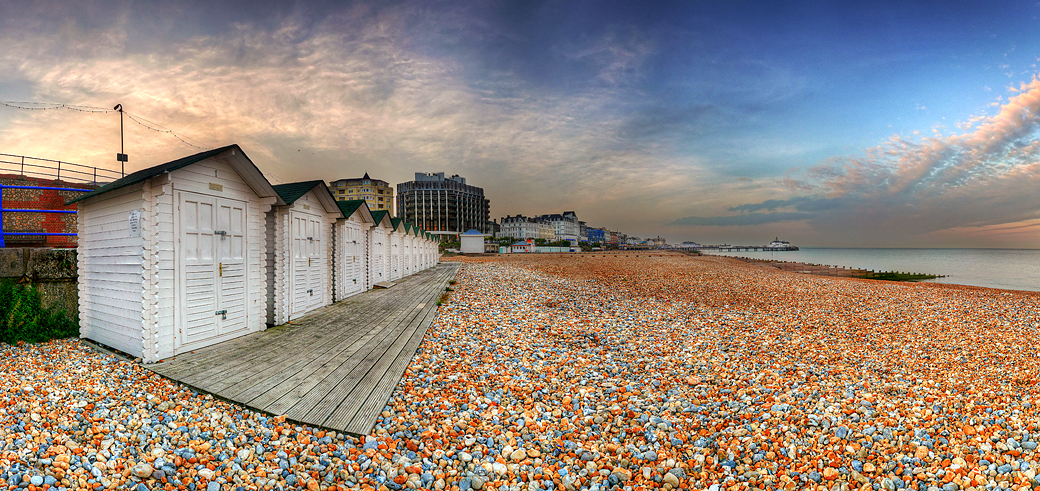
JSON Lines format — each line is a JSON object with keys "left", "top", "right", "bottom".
{"left": 0, "top": 184, "right": 93, "bottom": 248}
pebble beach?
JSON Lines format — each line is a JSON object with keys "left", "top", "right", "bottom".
{"left": 4, "top": 252, "right": 1040, "bottom": 491}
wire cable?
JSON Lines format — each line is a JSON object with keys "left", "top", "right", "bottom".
{"left": 1, "top": 100, "right": 214, "bottom": 150}
{"left": 124, "top": 112, "right": 210, "bottom": 150}
{"left": 0, "top": 101, "right": 114, "bottom": 113}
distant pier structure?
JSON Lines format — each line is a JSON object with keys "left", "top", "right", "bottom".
{"left": 676, "top": 237, "right": 799, "bottom": 252}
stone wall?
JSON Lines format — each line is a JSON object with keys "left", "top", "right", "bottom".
{"left": 0, "top": 248, "right": 78, "bottom": 318}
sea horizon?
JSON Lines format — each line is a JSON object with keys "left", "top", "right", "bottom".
{"left": 710, "top": 247, "right": 1040, "bottom": 292}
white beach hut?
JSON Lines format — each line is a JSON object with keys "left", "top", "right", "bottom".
{"left": 460, "top": 229, "right": 485, "bottom": 254}
{"left": 368, "top": 210, "right": 393, "bottom": 285}
{"left": 389, "top": 217, "right": 404, "bottom": 281}
{"left": 267, "top": 181, "right": 343, "bottom": 325}
{"left": 333, "top": 199, "right": 373, "bottom": 300}
{"left": 402, "top": 223, "right": 415, "bottom": 276}
{"left": 70, "top": 145, "right": 283, "bottom": 362}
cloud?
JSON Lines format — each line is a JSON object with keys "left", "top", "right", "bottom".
{"left": 0, "top": 2, "right": 703, "bottom": 234}
{"left": 674, "top": 74, "right": 1040, "bottom": 247}
{"left": 727, "top": 196, "right": 844, "bottom": 213}
{"left": 673, "top": 212, "right": 813, "bottom": 227}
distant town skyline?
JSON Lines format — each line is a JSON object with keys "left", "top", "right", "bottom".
{"left": 3, "top": 1, "right": 1040, "bottom": 247}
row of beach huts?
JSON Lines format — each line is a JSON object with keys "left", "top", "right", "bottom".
{"left": 68, "top": 144, "right": 441, "bottom": 363}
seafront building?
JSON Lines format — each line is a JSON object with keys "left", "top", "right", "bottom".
{"left": 328, "top": 173, "right": 394, "bottom": 214}
{"left": 535, "top": 211, "right": 580, "bottom": 244}
{"left": 499, "top": 214, "right": 554, "bottom": 240}
{"left": 397, "top": 172, "right": 491, "bottom": 238}
{"left": 585, "top": 227, "right": 605, "bottom": 243}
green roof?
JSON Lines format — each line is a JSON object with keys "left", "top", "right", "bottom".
{"left": 390, "top": 217, "right": 403, "bottom": 231}
{"left": 272, "top": 180, "right": 326, "bottom": 205}
{"left": 68, "top": 144, "right": 266, "bottom": 205}
{"left": 336, "top": 199, "right": 366, "bottom": 217}
{"left": 370, "top": 210, "right": 389, "bottom": 226}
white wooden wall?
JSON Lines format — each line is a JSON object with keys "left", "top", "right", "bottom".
{"left": 77, "top": 182, "right": 147, "bottom": 358}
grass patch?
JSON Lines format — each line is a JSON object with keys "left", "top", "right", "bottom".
{"left": 0, "top": 280, "right": 78, "bottom": 344}
{"left": 448, "top": 280, "right": 457, "bottom": 285}
{"left": 436, "top": 292, "right": 450, "bottom": 306}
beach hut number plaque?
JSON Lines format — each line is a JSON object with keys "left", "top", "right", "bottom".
{"left": 128, "top": 209, "right": 141, "bottom": 238}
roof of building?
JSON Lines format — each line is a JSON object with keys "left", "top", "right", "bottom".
{"left": 272, "top": 180, "right": 342, "bottom": 216}
{"left": 461, "top": 229, "right": 484, "bottom": 236}
{"left": 336, "top": 199, "right": 374, "bottom": 223}
{"left": 390, "top": 217, "right": 403, "bottom": 231}
{"left": 512, "top": 241, "right": 529, "bottom": 246}
{"left": 67, "top": 144, "right": 283, "bottom": 206}
{"left": 370, "top": 209, "right": 392, "bottom": 227}
{"left": 363, "top": 172, "right": 370, "bottom": 179}
{"left": 273, "top": 180, "right": 325, "bottom": 205}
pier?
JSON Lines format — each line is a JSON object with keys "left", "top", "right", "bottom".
{"left": 676, "top": 244, "right": 800, "bottom": 252}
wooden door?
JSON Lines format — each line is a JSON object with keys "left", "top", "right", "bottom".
{"left": 290, "top": 211, "right": 323, "bottom": 318}
{"left": 177, "top": 191, "right": 249, "bottom": 350}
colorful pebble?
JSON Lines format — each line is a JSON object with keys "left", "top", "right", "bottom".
{"left": 2, "top": 252, "right": 1039, "bottom": 491}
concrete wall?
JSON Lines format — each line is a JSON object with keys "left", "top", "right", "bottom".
{"left": 0, "top": 247, "right": 78, "bottom": 317}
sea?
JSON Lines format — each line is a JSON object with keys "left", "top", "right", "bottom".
{"left": 711, "top": 248, "right": 1040, "bottom": 292}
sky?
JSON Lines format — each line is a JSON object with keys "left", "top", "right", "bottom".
{"left": 2, "top": 0, "right": 1040, "bottom": 247}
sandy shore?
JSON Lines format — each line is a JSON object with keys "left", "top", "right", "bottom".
{"left": 2, "top": 252, "right": 1039, "bottom": 491}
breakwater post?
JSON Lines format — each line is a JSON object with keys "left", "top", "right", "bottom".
{"left": 724, "top": 256, "right": 945, "bottom": 282}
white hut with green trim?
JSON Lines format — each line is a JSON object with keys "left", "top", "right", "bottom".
{"left": 368, "top": 210, "right": 393, "bottom": 285}
{"left": 332, "top": 199, "right": 373, "bottom": 300}
{"left": 267, "top": 181, "right": 343, "bottom": 325}
{"left": 69, "top": 145, "right": 283, "bottom": 362}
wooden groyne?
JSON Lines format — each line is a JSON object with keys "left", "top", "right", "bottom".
{"left": 726, "top": 256, "right": 945, "bottom": 281}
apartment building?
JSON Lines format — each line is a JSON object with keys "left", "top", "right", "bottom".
{"left": 328, "top": 173, "right": 394, "bottom": 213}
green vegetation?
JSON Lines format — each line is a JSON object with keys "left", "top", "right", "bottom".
{"left": 496, "top": 236, "right": 519, "bottom": 247}
{"left": 858, "top": 271, "right": 939, "bottom": 282}
{"left": 439, "top": 241, "right": 460, "bottom": 252}
{"left": 0, "top": 280, "right": 78, "bottom": 344}
{"left": 437, "top": 292, "right": 450, "bottom": 306}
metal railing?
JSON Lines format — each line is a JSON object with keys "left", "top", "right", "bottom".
{"left": 0, "top": 184, "right": 93, "bottom": 248}
{"left": 0, "top": 153, "right": 123, "bottom": 185}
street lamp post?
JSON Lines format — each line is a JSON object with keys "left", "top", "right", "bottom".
{"left": 114, "top": 104, "right": 127, "bottom": 176}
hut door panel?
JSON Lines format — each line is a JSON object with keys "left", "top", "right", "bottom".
{"left": 347, "top": 225, "right": 362, "bottom": 295}
{"left": 179, "top": 194, "right": 218, "bottom": 346}
{"left": 177, "top": 191, "right": 249, "bottom": 350}
{"left": 290, "top": 212, "right": 323, "bottom": 318}
{"left": 306, "top": 217, "right": 322, "bottom": 310}
{"left": 290, "top": 213, "right": 307, "bottom": 317}
{"left": 216, "top": 200, "right": 247, "bottom": 334}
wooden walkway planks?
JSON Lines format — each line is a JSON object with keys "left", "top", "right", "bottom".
{"left": 146, "top": 262, "right": 460, "bottom": 436}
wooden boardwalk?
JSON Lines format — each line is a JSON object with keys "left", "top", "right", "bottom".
{"left": 147, "top": 262, "right": 460, "bottom": 436}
